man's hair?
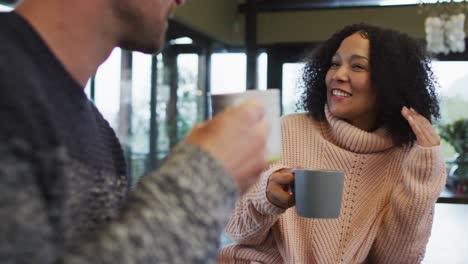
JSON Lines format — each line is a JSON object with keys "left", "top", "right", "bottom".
{"left": 299, "top": 23, "right": 440, "bottom": 147}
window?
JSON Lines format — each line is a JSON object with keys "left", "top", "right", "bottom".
{"left": 131, "top": 52, "right": 152, "bottom": 155}
{"left": 129, "top": 52, "right": 152, "bottom": 181}
{"left": 0, "top": 4, "right": 12, "bottom": 11}
{"left": 258, "top": 52, "right": 268, "bottom": 90}
{"left": 211, "top": 52, "right": 268, "bottom": 94}
{"left": 431, "top": 61, "right": 468, "bottom": 159}
{"left": 94, "top": 48, "right": 122, "bottom": 130}
{"left": 282, "top": 63, "right": 305, "bottom": 115}
{"left": 177, "top": 54, "right": 200, "bottom": 140}
{"left": 170, "top": 37, "right": 193, "bottom": 45}
{"left": 84, "top": 79, "right": 92, "bottom": 99}
{"left": 211, "top": 53, "right": 247, "bottom": 94}
{"left": 155, "top": 54, "right": 171, "bottom": 161}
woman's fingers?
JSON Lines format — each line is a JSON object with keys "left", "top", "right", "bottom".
{"left": 270, "top": 169, "right": 295, "bottom": 185}
{"left": 267, "top": 168, "right": 295, "bottom": 209}
{"left": 401, "top": 106, "right": 440, "bottom": 147}
{"left": 268, "top": 182, "right": 295, "bottom": 209}
{"left": 409, "top": 108, "right": 440, "bottom": 146}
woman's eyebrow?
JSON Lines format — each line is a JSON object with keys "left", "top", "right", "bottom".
{"left": 350, "top": 54, "right": 369, "bottom": 62}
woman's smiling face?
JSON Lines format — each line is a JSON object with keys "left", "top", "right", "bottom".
{"left": 325, "top": 32, "right": 378, "bottom": 131}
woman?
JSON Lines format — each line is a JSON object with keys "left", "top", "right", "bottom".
{"left": 218, "top": 24, "right": 446, "bottom": 263}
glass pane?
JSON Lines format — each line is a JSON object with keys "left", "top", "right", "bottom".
{"left": 211, "top": 53, "right": 246, "bottom": 94}
{"left": 84, "top": 79, "right": 92, "bottom": 100}
{"left": 258, "top": 52, "right": 268, "bottom": 90}
{"left": 170, "top": 37, "right": 193, "bottom": 45}
{"left": 432, "top": 61, "right": 468, "bottom": 123}
{"left": 130, "top": 52, "right": 152, "bottom": 181}
{"left": 131, "top": 52, "right": 151, "bottom": 154}
{"left": 177, "top": 54, "right": 200, "bottom": 141}
{"left": 0, "top": 4, "right": 12, "bottom": 11}
{"left": 94, "top": 48, "right": 122, "bottom": 130}
{"left": 156, "top": 54, "right": 170, "bottom": 162}
{"left": 282, "top": 63, "right": 305, "bottom": 115}
{"left": 431, "top": 61, "right": 468, "bottom": 160}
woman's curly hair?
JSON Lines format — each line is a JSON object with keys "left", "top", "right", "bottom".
{"left": 299, "top": 23, "right": 440, "bottom": 147}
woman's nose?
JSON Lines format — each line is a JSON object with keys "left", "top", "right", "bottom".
{"left": 332, "top": 66, "right": 349, "bottom": 82}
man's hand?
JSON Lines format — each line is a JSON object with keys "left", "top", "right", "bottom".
{"left": 185, "top": 100, "right": 269, "bottom": 193}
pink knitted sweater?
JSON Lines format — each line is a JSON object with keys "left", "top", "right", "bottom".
{"left": 218, "top": 109, "right": 446, "bottom": 264}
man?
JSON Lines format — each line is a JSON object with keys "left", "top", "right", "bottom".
{"left": 0, "top": 0, "right": 269, "bottom": 263}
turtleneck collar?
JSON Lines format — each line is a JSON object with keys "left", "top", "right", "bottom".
{"left": 321, "top": 105, "right": 394, "bottom": 154}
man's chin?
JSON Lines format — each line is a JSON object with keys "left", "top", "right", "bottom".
{"left": 118, "top": 38, "right": 165, "bottom": 55}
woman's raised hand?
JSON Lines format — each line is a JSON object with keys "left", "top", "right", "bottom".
{"left": 401, "top": 106, "right": 440, "bottom": 147}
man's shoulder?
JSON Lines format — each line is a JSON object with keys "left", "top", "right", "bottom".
{"left": 0, "top": 57, "right": 42, "bottom": 114}
{"left": 0, "top": 26, "right": 43, "bottom": 100}
{"left": 0, "top": 24, "right": 46, "bottom": 142}
{"left": 0, "top": 34, "right": 37, "bottom": 70}
{"left": 0, "top": 12, "right": 40, "bottom": 75}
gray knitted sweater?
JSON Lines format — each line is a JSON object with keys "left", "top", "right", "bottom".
{"left": 0, "top": 11, "right": 236, "bottom": 264}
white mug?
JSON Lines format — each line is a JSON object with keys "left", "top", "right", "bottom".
{"left": 210, "top": 89, "right": 282, "bottom": 163}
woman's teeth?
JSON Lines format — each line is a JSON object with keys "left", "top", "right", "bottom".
{"left": 332, "top": 89, "right": 352, "bottom": 97}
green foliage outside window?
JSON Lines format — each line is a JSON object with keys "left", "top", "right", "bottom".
{"left": 439, "top": 119, "right": 468, "bottom": 179}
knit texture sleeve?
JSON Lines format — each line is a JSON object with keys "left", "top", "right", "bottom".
{"left": 67, "top": 143, "right": 237, "bottom": 264}
{"left": 0, "top": 136, "right": 237, "bottom": 264}
{"left": 223, "top": 164, "right": 287, "bottom": 246}
{"left": 369, "top": 144, "right": 447, "bottom": 263}
{"left": 0, "top": 138, "right": 59, "bottom": 263}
